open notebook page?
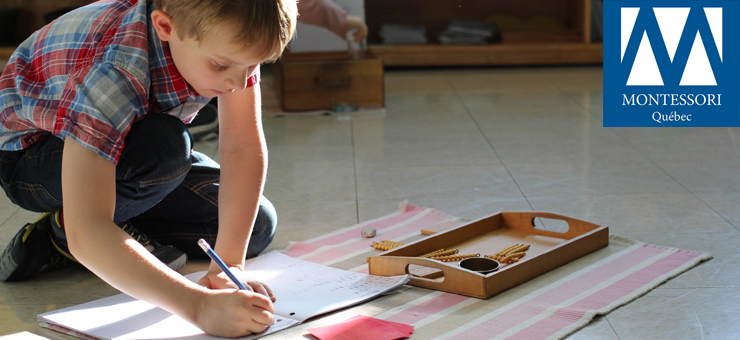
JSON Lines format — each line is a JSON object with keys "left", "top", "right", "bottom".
{"left": 38, "top": 251, "right": 408, "bottom": 340}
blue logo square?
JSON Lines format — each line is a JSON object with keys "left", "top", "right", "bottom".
{"left": 603, "top": 0, "right": 740, "bottom": 127}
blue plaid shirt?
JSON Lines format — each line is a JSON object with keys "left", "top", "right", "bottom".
{"left": 0, "top": 0, "right": 258, "bottom": 164}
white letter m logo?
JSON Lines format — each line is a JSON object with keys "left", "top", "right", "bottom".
{"left": 622, "top": 7, "right": 723, "bottom": 86}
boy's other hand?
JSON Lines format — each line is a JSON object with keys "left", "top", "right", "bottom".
{"left": 347, "top": 15, "right": 368, "bottom": 43}
{"left": 197, "top": 268, "right": 276, "bottom": 302}
{"left": 198, "top": 288, "right": 275, "bottom": 337}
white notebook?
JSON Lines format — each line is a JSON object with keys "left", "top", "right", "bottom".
{"left": 38, "top": 251, "right": 409, "bottom": 340}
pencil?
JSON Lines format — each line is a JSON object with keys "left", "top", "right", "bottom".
{"left": 197, "top": 238, "right": 251, "bottom": 291}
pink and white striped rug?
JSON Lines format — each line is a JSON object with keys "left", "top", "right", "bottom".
{"left": 264, "top": 203, "right": 712, "bottom": 340}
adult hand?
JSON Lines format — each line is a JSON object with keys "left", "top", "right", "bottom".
{"left": 347, "top": 15, "right": 368, "bottom": 43}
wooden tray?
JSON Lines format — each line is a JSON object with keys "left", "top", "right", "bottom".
{"left": 368, "top": 212, "right": 609, "bottom": 299}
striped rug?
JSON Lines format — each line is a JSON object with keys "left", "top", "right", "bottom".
{"left": 263, "top": 203, "right": 712, "bottom": 340}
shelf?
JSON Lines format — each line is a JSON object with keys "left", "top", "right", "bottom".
{"left": 369, "top": 43, "right": 603, "bottom": 67}
{"left": 365, "top": 0, "right": 602, "bottom": 67}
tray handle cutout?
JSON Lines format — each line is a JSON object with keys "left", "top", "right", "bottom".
{"left": 406, "top": 264, "right": 445, "bottom": 283}
{"left": 503, "top": 212, "right": 601, "bottom": 239}
{"left": 532, "top": 217, "right": 570, "bottom": 233}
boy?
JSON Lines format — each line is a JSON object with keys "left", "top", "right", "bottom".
{"left": 189, "top": 0, "right": 368, "bottom": 141}
{"left": 0, "top": 0, "right": 296, "bottom": 337}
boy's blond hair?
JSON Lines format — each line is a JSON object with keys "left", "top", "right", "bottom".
{"left": 153, "top": 0, "right": 297, "bottom": 61}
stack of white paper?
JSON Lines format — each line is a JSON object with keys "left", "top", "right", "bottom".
{"left": 379, "top": 24, "right": 428, "bottom": 45}
{"left": 439, "top": 21, "right": 497, "bottom": 45}
{"left": 38, "top": 251, "right": 409, "bottom": 340}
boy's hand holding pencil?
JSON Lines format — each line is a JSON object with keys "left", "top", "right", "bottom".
{"left": 194, "top": 239, "right": 277, "bottom": 337}
{"left": 195, "top": 286, "right": 275, "bottom": 337}
{"left": 196, "top": 239, "right": 276, "bottom": 301}
{"left": 197, "top": 267, "right": 276, "bottom": 302}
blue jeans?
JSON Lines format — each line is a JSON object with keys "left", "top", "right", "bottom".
{"left": 0, "top": 113, "right": 276, "bottom": 259}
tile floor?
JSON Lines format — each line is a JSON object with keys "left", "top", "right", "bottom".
{"left": 1, "top": 65, "right": 739, "bottom": 339}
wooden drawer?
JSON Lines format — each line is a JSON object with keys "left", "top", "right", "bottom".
{"left": 272, "top": 51, "right": 384, "bottom": 111}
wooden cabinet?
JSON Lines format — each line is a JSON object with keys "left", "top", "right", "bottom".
{"left": 273, "top": 51, "right": 385, "bottom": 111}
{"left": 364, "top": 0, "right": 602, "bottom": 66}
{"left": 0, "top": 1, "right": 95, "bottom": 67}
{"left": 0, "top": 46, "right": 13, "bottom": 62}
{"left": 0, "top": 0, "right": 603, "bottom": 68}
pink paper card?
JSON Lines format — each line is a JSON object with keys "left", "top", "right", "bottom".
{"left": 344, "top": 316, "right": 413, "bottom": 335}
{"left": 308, "top": 315, "right": 413, "bottom": 340}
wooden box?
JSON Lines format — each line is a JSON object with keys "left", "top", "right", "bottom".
{"left": 272, "top": 51, "right": 384, "bottom": 111}
{"left": 368, "top": 212, "right": 609, "bottom": 299}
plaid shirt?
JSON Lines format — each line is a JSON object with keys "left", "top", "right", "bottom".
{"left": 0, "top": 0, "right": 258, "bottom": 164}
